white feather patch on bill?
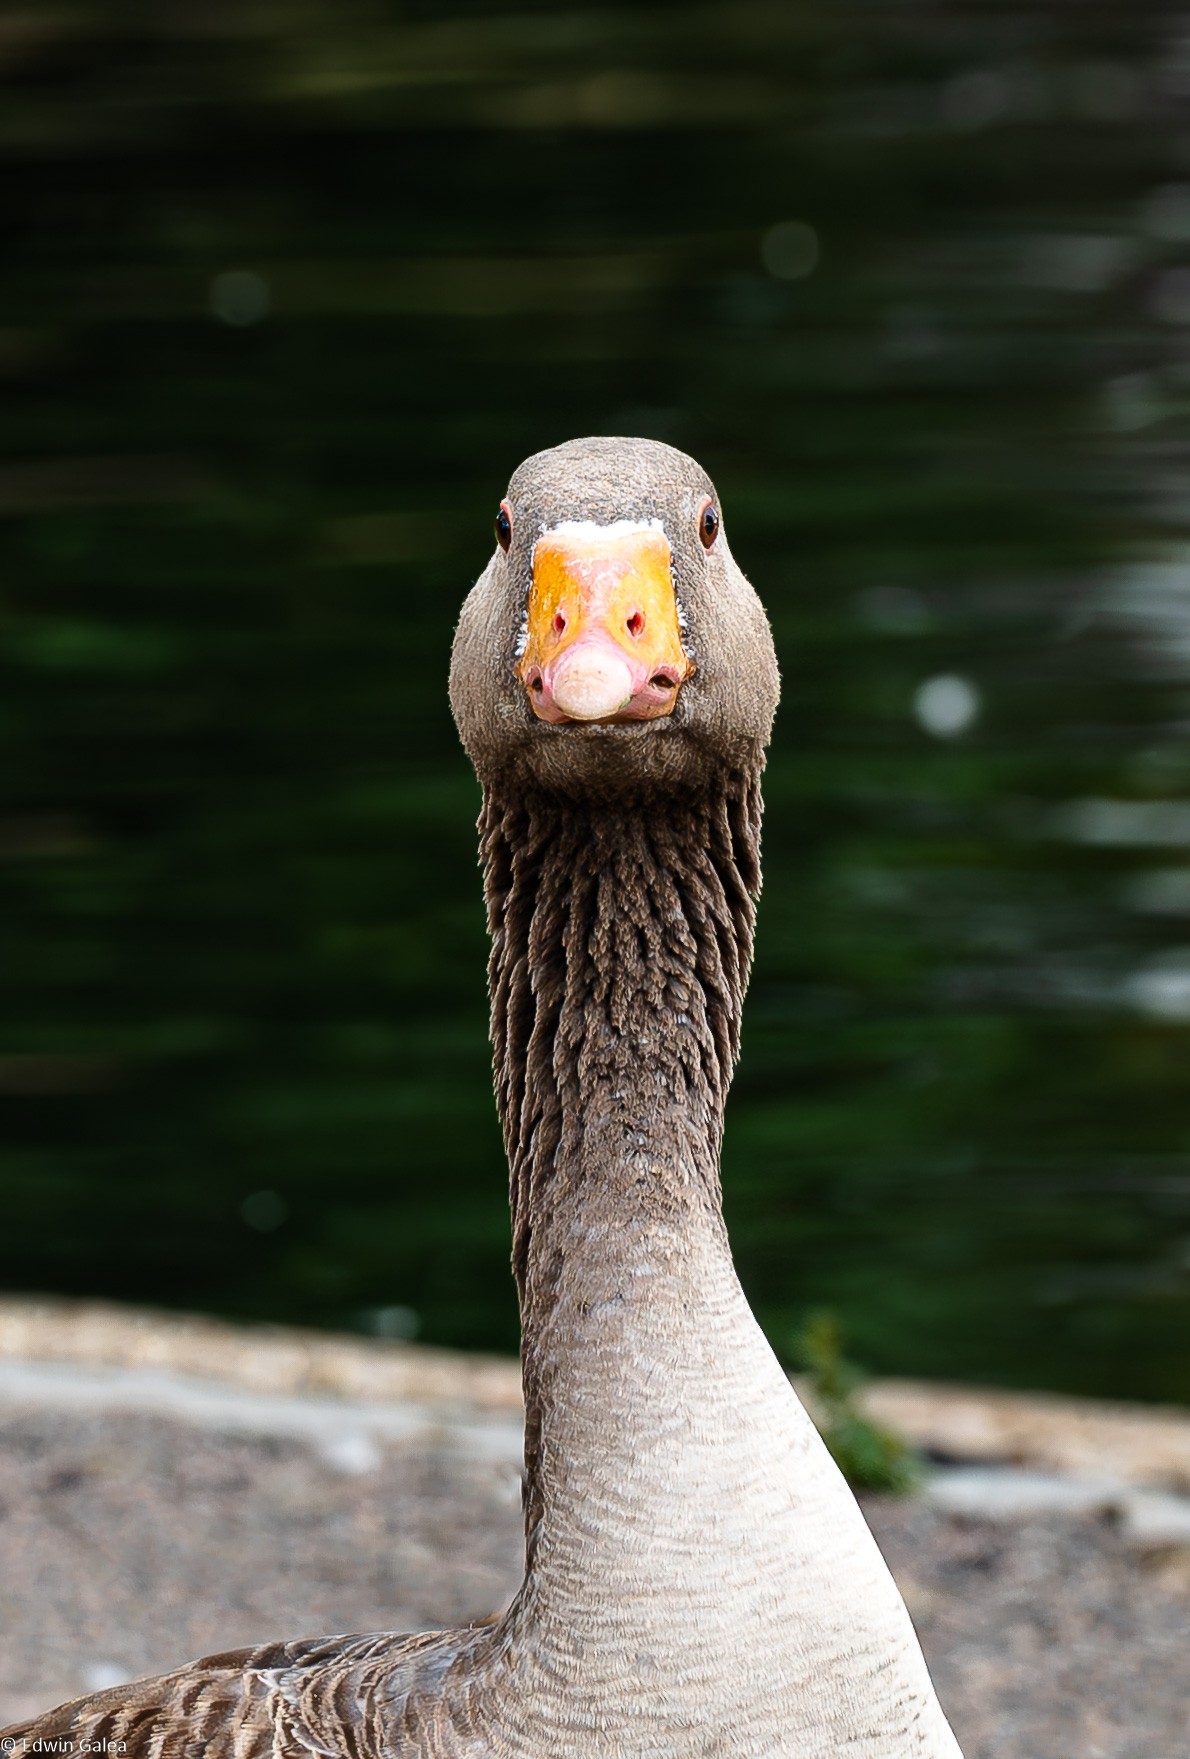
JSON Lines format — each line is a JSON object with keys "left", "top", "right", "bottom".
{"left": 540, "top": 518, "right": 667, "bottom": 542}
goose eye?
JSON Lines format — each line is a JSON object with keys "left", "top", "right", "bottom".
{"left": 495, "top": 501, "right": 513, "bottom": 552}
{"left": 698, "top": 499, "right": 719, "bottom": 549}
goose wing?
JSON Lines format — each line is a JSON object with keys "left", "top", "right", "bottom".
{"left": 0, "top": 1628, "right": 483, "bottom": 1759}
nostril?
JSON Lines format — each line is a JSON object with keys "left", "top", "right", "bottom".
{"left": 650, "top": 671, "right": 676, "bottom": 690}
{"left": 626, "top": 611, "right": 645, "bottom": 638}
{"left": 527, "top": 668, "right": 544, "bottom": 694}
{"left": 552, "top": 612, "right": 566, "bottom": 636}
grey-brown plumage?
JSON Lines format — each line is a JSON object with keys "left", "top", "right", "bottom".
{"left": 2, "top": 438, "right": 963, "bottom": 1758}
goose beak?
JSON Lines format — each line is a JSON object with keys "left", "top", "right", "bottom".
{"left": 517, "top": 526, "right": 695, "bottom": 724}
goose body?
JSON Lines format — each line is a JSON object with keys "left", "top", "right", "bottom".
{"left": 3, "top": 438, "right": 962, "bottom": 1758}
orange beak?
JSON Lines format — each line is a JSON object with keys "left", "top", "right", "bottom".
{"left": 516, "top": 525, "right": 695, "bottom": 724}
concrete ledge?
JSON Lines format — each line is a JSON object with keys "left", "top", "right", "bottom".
{"left": 0, "top": 1296, "right": 522, "bottom": 1410}
{"left": 0, "top": 1355, "right": 524, "bottom": 1471}
{"left": 860, "top": 1377, "right": 1190, "bottom": 1493}
{"left": 3, "top": 1295, "right": 1190, "bottom": 1496}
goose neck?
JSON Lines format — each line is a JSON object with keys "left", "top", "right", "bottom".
{"left": 480, "top": 770, "right": 763, "bottom": 1292}
{"left": 479, "top": 769, "right": 764, "bottom": 1565}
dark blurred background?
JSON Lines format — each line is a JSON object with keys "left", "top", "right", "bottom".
{"left": 4, "top": 0, "right": 1190, "bottom": 1402}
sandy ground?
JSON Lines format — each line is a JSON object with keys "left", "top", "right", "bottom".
{"left": 1, "top": 1301, "right": 1188, "bottom": 1758}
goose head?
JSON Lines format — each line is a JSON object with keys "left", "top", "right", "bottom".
{"left": 450, "top": 436, "right": 780, "bottom": 799}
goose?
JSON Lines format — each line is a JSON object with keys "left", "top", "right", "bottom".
{"left": 2, "top": 437, "right": 963, "bottom": 1758}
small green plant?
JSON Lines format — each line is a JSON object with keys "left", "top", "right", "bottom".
{"left": 791, "top": 1310, "right": 921, "bottom": 1494}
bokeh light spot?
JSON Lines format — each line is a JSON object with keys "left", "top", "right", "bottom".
{"left": 210, "top": 269, "right": 271, "bottom": 326}
{"left": 914, "top": 674, "right": 980, "bottom": 737}
{"left": 760, "top": 221, "right": 820, "bottom": 281}
{"left": 241, "top": 1189, "right": 289, "bottom": 1232}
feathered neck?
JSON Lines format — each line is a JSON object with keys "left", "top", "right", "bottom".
{"left": 480, "top": 767, "right": 763, "bottom": 1280}
{"left": 464, "top": 757, "right": 960, "bottom": 1759}
{"left": 478, "top": 762, "right": 764, "bottom": 1552}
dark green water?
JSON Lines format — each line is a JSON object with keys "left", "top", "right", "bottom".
{"left": 4, "top": 2, "right": 1190, "bottom": 1400}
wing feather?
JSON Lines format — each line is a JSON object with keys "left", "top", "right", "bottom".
{"left": 0, "top": 1629, "right": 483, "bottom": 1759}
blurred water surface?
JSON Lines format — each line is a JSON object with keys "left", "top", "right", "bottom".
{"left": 4, "top": 2, "right": 1190, "bottom": 1399}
